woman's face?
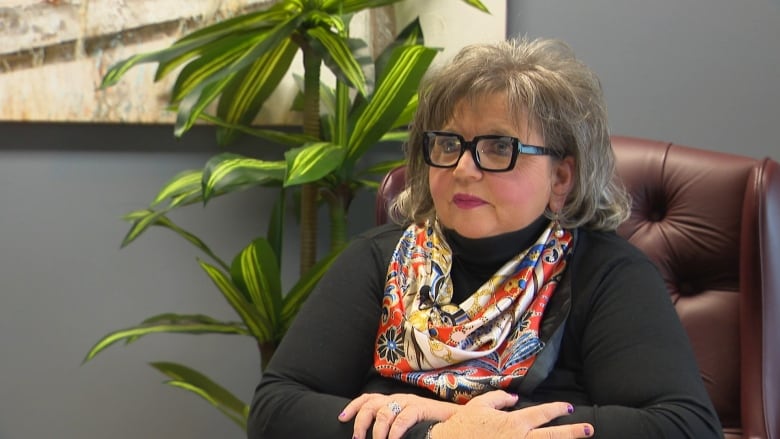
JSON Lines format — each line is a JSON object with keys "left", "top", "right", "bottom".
{"left": 428, "top": 93, "right": 574, "bottom": 238}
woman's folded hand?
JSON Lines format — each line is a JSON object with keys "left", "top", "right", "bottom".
{"left": 339, "top": 390, "right": 594, "bottom": 439}
{"left": 339, "top": 391, "right": 459, "bottom": 439}
{"left": 432, "top": 391, "right": 594, "bottom": 439}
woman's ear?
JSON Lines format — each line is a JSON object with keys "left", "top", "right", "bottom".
{"left": 549, "top": 155, "right": 576, "bottom": 212}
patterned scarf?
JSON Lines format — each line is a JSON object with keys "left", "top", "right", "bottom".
{"left": 374, "top": 219, "right": 574, "bottom": 403}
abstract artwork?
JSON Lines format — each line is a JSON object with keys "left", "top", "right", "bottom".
{"left": 0, "top": 0, "right": 283, "bottom": 124}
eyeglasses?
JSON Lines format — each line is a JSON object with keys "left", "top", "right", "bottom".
{"left": 422, "top": 131, "right": 556, "bottom": 172}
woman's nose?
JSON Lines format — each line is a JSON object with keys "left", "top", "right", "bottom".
{"left": 452, "top": 148, "right": 483, "bottom": 178}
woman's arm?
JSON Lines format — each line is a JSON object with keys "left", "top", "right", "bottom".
{"left": 247, "top": 226, "right": 399, "bottom": 439}
{"left": 546, "top": 234, "right": 722, "bottom": 438}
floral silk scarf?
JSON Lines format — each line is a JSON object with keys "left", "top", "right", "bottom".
{"left": 374, "top": 220, "right": 574, "bottom": 403}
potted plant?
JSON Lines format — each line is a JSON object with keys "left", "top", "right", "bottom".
{"left": 83, "top": 0, "right": 489, "bottom": 431}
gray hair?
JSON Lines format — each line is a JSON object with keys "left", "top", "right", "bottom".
{"left": 389, "top": 37, "right": 630, "bottom": 231}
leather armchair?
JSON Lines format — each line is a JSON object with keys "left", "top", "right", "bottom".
{"left": 374, "top": 135, "right": 780, "bottom": 439}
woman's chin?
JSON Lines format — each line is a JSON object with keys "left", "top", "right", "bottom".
{"left": 448, "top": 225, "right": 496, "bottom": 239}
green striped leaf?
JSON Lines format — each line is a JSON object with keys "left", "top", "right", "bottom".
{"left": 100, "top": 40, "right": 216, "bottom": 89}
{"left": 188, "top": 15, "right": 301, "bottom": 98}
{"left": 374, "top": 18, "right": 425, "bottom": 82}
{"left": 336, "top": 0, "right": 403, "bottom": 13}
{"left": 283, "top": 142, "right": 346, "bottom": 187}
{"left": 124, "top": 313, "right": 245, "bottom": 344}
{"left": 230, "top": 238, "right": 282, "bottom": 335}
{"left": 199, "top": 260, "right": 271, "bottom": 342}
{"left": 216, "top": 36, "right": 298, "bottom": 146}
{"left": 150, "top": 362, "right": 249, "bottom": 430}
{"left": 155, "top": 4, "right": 299, "bottom": 81}
{"left": 389, "top": 92, "right": 418, "bottom": 130}
{"left": 120, "top": 208, "right": 169, "bottom": 248}
{"left": 176, "top": 72, "right": 236, "bottom": 137}
{"left": 379, "top": 130, "right": 409, "bottom": 143}
{"left": 153, "top": 49, "right": 210, "bottom": 84}
{"left": 100, "top": 1, "right": 301, "bottom": 89}
{"left": 355, "top": 178, "right": 379, "bottom": 190}
{"left": 176, "top": 3, "right": 299, "bottom": 45}
{"left": 359, "top": 159, "right": 406, "bottom": 177}
{"left": 122, "top": 209, "right": 155, "bottom": 221}
{"left": 303, "top": 9, "right": 346, "bottom": 35}
{"left": 152, "top": 169, "right": 202, "bottom": 206}
{"left": 83, "top": 314, "right": 247, "bottom": 363}
{"left": 201, "top": 153, "right": 286, "bottom": 202}
{"left": 368, "top": 19, "right": 423, "bottom": 133}
{"left": 199, "top": 113, "right": 316, "bottom": 147}
{"left": 166, "top": 189, "right": 204, "bottom": 209}
{"left": 281, "top": 244, "right": 344, "bottom": 328}
{"left": 306, "top": 26, "right": 367, "bottom": 96}
{"left": 333, "top": 77, "right": 349, "bottom": 146}
{"left": 459, "top": 0, "right": 491, "bottom": 13}
{"left": 154, "top": 176, "right": 262, "bottom": 211}
{"left": 123, "top": 212, "right": 229, "bottom": 270}
{"left": 170, "top": 32, "right": 266, "bottom": 104}
{"left": 172, "top": 16, "right": 302, "bottom": 137}
{"left": 347, "top": 44, "right": 437, "bottom": 161}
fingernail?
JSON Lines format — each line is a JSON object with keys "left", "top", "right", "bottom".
{"left": 567, "top": 404, "right": 574, "bottom": 414}
{"left": 338, "top": 411, "right": 346, "bottom": 418}
{"left": 509, "top": 393, "right": 519, "bottom": 399}
{"left": 584, "top": 426, "right": 592, "bottom": 436}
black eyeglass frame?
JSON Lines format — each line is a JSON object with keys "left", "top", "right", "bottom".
{"left": 422, "top": 131, "right": 558, "bottom": 172}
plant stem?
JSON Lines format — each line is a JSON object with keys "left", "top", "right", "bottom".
{"left": 258, "top": 341, "right": 277, "bottom": 370}
{"left": 299, "top": 44, "right": 322, "bottom": 275}
{"left": 324, "top": 184, "right": 352, "bottom": 251}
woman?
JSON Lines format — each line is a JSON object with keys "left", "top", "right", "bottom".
{"left": 248, "top": 37, "right": 721, "bottom": 439}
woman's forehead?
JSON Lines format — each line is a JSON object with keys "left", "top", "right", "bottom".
{"left": 444, "top": 94, "right": 539, "bottom": 134}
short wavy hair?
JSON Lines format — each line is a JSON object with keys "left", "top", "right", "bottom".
{"left": 389, "top": 37, "right": 630, "bottom": 231}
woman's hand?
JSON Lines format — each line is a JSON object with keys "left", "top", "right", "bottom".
{"left": 431, "top": 391, "right": 594, "bottom": 439}
{"left": 338, "top": 392, "right": 459, "bottom": 439}
{"left": 339, "top": 390, "right": 593, "bottom": 439}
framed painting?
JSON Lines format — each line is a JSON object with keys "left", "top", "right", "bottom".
{"left": 0, "top": 0, "right": 280, "bottom": 124}
{"left": 0, "top": 0, "right": 505, "bottom": 125}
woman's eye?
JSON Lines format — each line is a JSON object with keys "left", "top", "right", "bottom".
{"left": 439, "top": 139, "right": 461, "bottom": 153}
{"left": 483, "top": 139, "right": 514, "bottom": 156}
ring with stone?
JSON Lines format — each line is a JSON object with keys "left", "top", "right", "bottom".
{"left": 388, "top": 401, "right": 402, "bottom": 416}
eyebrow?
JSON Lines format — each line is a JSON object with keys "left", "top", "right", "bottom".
{"left": 439, "top": 128, "right": 520, "bottom": 138}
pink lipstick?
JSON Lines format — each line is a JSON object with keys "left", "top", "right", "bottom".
{"left": 452, "top": 193, "right": 486, "bottom": 209}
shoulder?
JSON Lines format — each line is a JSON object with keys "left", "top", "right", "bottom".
{"left": 341, "top": 223, "right": 406, "bottom": 266}
{"left": 570, "top": 229, "right": 654, "bottom": 272}
{"left": 352, "top": 223, "right": 406, "bottom": 251}
{"left": 567, "top": 229, "right": 667, "bottom": 308}
{"left": 313, "top": 224, "right": 407, "bottom": 300}
{"left": 354, "top": 222, "right": 406, "bottom": 242}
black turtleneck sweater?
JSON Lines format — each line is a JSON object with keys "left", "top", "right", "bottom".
{"left": 444, "top": 215, "right": 549, "bottom": 299}
{"left": 248, "top": 221, "right": 721, "bottom": 439}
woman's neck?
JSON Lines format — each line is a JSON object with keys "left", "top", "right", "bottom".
{"left": 443, "top": 215, "right": 550, "bottom": 299}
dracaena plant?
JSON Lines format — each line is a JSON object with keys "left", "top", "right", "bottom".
{"left": 83, "top": 0, "right": 489, "bottom": 431}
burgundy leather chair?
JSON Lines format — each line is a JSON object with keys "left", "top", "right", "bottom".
{"left": 374, "top": 135, "right": 780, "bottom": 439}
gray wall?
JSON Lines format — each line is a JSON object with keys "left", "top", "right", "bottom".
{"left": 1, "top": 1, "right": 779, "bottom": 439}
{"left": 0, "top": 123, "right": 386, "bottom": 439}
{"left": 509, "top": 0, "right": 780, "bottom": 159}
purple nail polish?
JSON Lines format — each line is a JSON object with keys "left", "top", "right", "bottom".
{"left": 584, "top": 426, "right": 592, "bottom": 436}
{"left": 567, "top": 404, "right": 574, "bottom": 414}
{"left": 338, "top": 411, "right": 346, "bottom": 418}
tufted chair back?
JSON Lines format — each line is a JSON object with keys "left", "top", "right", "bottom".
{"left": 374, "top": 135, "right": 780, "bottom": 439}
